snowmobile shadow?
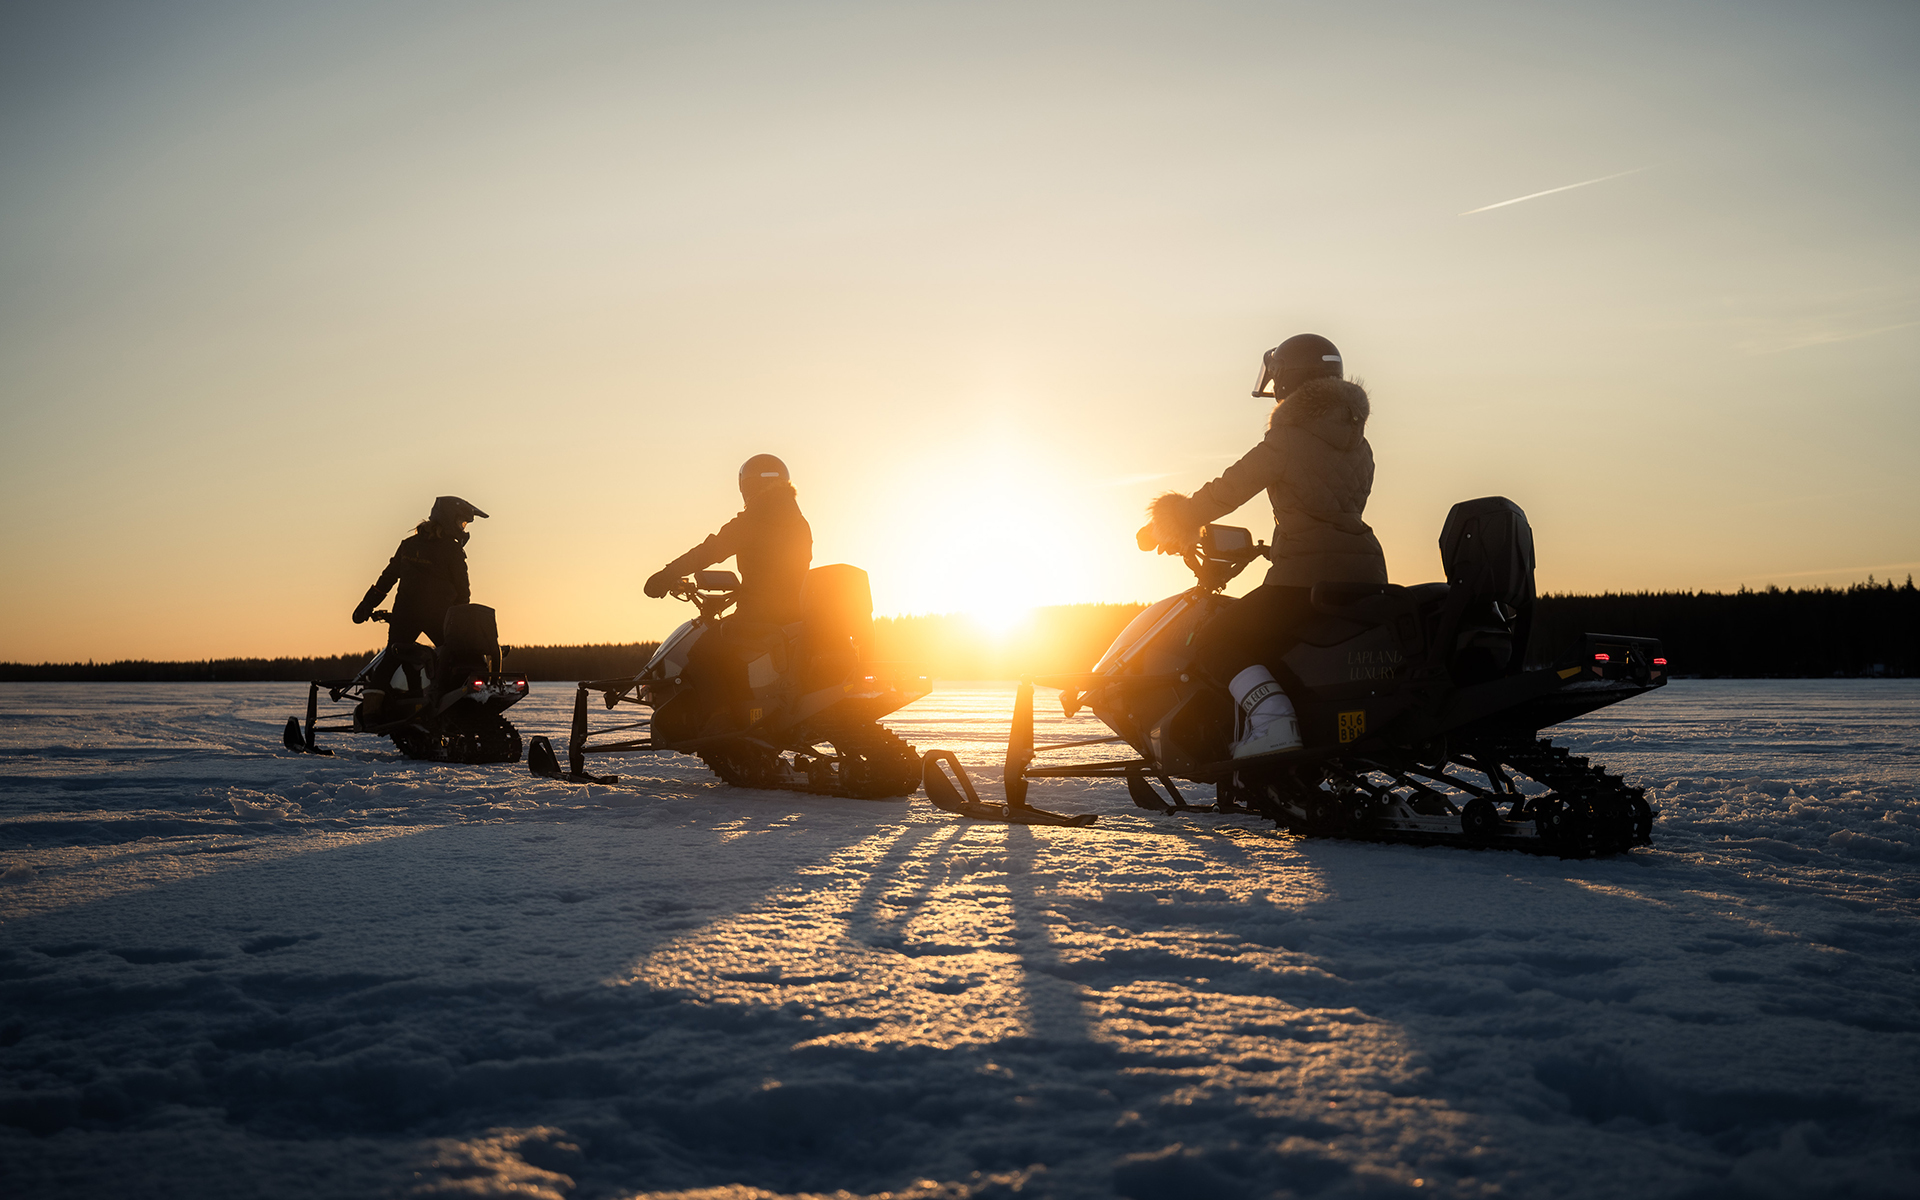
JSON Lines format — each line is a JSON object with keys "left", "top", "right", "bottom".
{"left": 0, "top": 811, "right": 884, "bottom": 1138}
{"left": 9, "top": 789, "right": 1912, "bottom": 1198}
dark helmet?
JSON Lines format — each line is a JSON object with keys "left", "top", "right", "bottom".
{"left": 1253, "top": 334, "right": 1343, "bottom": 399}
{"left": 738, "top": 454, "right": 790, "bottom": 500}
{"left": 430, "top": 495, "right": 489, "bottom": 527}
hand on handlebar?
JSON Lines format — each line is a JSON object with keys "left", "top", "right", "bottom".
{"left": 1136, "top": 522, "right": 1193, "bottom": 556}
{"left": 644, "top": 569, "right": 681, "bottom": 599}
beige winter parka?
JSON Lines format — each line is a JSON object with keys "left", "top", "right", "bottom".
{"left": 1151, "top": 377, "right": 1389, "bottom": 588}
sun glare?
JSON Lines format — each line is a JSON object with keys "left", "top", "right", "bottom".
{"left": 968, "top": 600, "right": 1033, "bottom": 638}
{"left": 851, "top": 413, "right": 1145, "bottom": 632}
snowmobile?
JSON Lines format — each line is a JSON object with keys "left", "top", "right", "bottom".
{"left": 924, "top": 497, "right": 1668, "bottom": 857}
{"left": 527, "top": 564, "right": 930, "bottom": 798}
{"left": 283, "top": 603, "right": 527, "bottom": 763}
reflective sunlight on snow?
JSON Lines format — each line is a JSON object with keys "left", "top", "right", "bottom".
{"left": 2, "top": 680, "right": 1917, "bottom": 1199}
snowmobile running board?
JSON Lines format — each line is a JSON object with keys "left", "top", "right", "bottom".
{"left": 921, "top": 751, "right": 1097, "bottom": 827}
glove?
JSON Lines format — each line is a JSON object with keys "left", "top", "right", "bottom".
{"left": 1136, "top": 524, "right": 1157, "bottom": 552}
{"left": 1146, "top": 492, "right": 1200, "bottom": 554}
{"left": 352, "top": 603, "right": 374, "bottom": 624}
{"left": 644, "top": 570, "right": 677, "bottom": 599}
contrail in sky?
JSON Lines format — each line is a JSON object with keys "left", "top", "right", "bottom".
{"left": 1459, "top": 167, "right": 1649, "bottom": 215}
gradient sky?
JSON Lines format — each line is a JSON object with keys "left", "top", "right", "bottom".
{"left": 2, "top": 0, "right": 1916, "bottom": 661}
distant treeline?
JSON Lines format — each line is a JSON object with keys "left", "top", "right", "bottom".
{"left": 0, "top": 643, "right": 662, "bottom": 684}
{"left": 3, "top": 581, "right": 1912, "bottom": 682}
{"left": 1529, "top": 578, "right": 1917, "bottom": 678}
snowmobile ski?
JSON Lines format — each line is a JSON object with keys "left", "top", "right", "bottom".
{"left": 526, "top": 736, "right": 619, "bottom": 784}
{"left": 922, "top": 751, "right": 1097, "bottom": 827}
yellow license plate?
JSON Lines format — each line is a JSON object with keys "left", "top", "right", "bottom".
{"left": 1338, "top": 710, "right": 1365, "bottom": 743}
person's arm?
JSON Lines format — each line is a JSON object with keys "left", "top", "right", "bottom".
{"left": 1189, "top": 439, "right": 1285, "bottom": 524}
{"left": 645, "top": 514, "right": 745, "bottom": 597}
{"left": 352, "top": 546, "right": 405, "bottom": 623}
{"left": 1144, "top": 439, "right": 1285, "bottom": 552}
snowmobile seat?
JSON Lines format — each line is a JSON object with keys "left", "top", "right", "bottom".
{"left": 1430, "top": 497, "right": 1536, "bottom": 683}
{"left": 1300, "top": 581, "right": 1448, "bottom": 654}
{"left": 799, "top": 565, "right": 873, "bottom": 689}
{"left": 1308, "top": 581, "right": 1403, "bottom": 619}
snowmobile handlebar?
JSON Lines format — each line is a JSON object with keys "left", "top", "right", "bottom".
{"left": 1133, "top": 523, "right": 1266, "bottom": 591}
{"left": 663, "top": 573, "right": 739, "bottom": 620}
{"left": 1183, "top": 525, "right": 1268, "bottom": 593}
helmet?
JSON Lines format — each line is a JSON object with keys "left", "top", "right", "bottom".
{"left": 430, "top": 495, "right": 488, "bottom": 526}
{"left": 1253, "top": 334, "right": 1343, "bottom": 399}
{"left": 738, "top": 453, "right": 790, "bottom": 499}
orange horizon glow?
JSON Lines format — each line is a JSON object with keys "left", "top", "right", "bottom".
{"left": 1, "top": 3, "right": 1915, "bottom": 663}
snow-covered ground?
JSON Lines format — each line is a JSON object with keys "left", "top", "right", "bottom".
{"left": 2, "top": 679, "right": 1917, "bottom": 1199}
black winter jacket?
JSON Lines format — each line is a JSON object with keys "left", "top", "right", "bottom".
{"left": 662, "top": 484, "right": 813, "bottom": 625}
{"left": 357, "top": 523, "right": 471, "bottom": 638}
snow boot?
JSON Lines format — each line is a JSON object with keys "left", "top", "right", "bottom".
{"left": 1229, "top": 665, "right": 1301, "bottom": 758}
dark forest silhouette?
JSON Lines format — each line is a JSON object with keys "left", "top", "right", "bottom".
{"left": 3, "top": 579, "right": 1913, "bottom": 681}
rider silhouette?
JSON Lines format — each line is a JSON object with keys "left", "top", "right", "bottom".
{"left": 1142, "top": 336, "right": 1388, "bottom": 757}
{"left": 645, "top": 455, "right": 812, "bottom": 729}
{"left": 353, "top": 496, "right": 487, "bottom": 647}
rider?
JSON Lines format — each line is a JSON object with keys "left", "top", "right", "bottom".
{"left": 1141, "top": 335, "right": 1388, "bottom": 757}
{"left": 353, "top": 496, "right": 488, "bottom": 647}
{"left": 644, "top": 454, "right": 813, "bottom": 727}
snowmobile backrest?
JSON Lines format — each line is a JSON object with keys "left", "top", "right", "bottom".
{"left": 438, "top": 603, "right": 502, "bottom": 685}
{"left": 1439, "top": 497, "right": 1535, "bottom": 603}
{"left": 441, "top": 604, "right": 500, "bottom": 657}
{"left": 1431, "top": 498, "right": 1536, "bottom": 680}
{"left": 801, "top": 564, "right": 873, "bottom": 660}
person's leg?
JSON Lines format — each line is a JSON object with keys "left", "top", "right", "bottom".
{"left": 1193, "top": 586, "right": 1313, "bottom": 755}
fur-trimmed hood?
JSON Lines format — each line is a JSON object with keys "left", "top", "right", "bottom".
{"left": 1268, "top": 376, "right": 1370, "bottom": 452}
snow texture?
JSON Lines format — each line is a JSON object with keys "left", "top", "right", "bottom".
{"left": 2, "top": 679, "right": 1917, "bottom": 1199}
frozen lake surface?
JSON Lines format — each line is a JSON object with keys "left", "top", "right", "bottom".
{"left": 2, "top": 680, "right": 1917, "bottom": 1199}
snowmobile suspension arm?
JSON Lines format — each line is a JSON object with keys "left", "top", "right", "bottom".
{"left": 1023, "top": 757, "right": 1160, "bottom": 779}
{"left": 1032, "top": 733, "right": 1129, "bottom": 753}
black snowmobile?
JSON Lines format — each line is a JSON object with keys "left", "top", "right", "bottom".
{"left": 284, "top": 603, "right": 528, "bottom": 763}
{"left": 924, "top": 497, "right": 1668, "bottom": 857}
{"left": 529, "top": 564, "right": 930, "bottom": 798}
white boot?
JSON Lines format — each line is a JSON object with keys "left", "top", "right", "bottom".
{"left": 1229, "top": 665, "right": 1301, "bottom": 758}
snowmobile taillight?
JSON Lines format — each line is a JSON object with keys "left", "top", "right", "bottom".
{"left": 470, "top": 678, "right": 487, "bottom": 690}
{"left": 1593, "top": 653, "right": 1611, "bottom": 662}
{"left": 1653, "top": 657, "right": 1667, "bottom": 665}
